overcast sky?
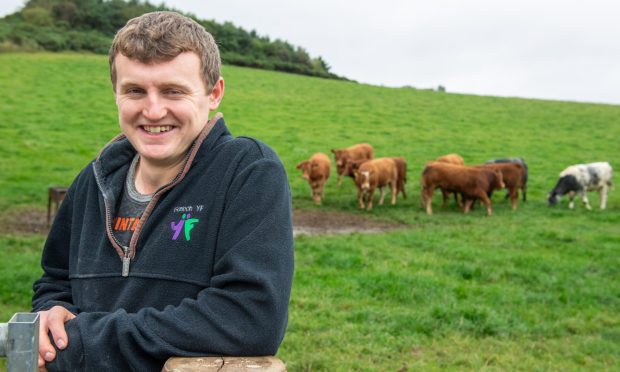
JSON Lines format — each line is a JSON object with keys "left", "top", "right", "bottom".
{"left": 2, "top": 0, "right": 619, "bottom": 105}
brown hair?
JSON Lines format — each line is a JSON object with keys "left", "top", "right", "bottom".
{"left": 109, "top": 11, "right": 221, "bottom": 92}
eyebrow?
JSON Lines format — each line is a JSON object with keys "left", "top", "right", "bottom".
{"left": 118, "top": 81, "right": 194, "bottom": 92}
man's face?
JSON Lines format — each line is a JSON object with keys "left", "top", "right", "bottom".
{"left": 114, "top": 52, "right": 223, "bottom": 168}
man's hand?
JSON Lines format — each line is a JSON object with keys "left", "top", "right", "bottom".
{"left": 37, "top": 306, "right": 76, "bottom": 369}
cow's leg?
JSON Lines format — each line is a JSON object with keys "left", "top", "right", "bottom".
{"left": 478, "top": 193, "right": 493, "bottom": 216}
{"left": 391, "top": 180, "right": 397, "bottom": 205}
{"left": 441, "top": 189, "right": 449, "bottom": 207}
{"left": 600, "top": 186, "right": 608, "bottom": 209}
{"left": 367, "top": 189, "right": 375, "bottom": 210}
{"left": 568, "top": 191, "right": 576, "bottom": 209}
{"left": 357, "top": 189, "right": 365, "bottom": 209}
{"left": 337, "top": 174, "right": 342, "bottom": 187}
{"left": 312, "top": 188, "right": 321, "bottom": 205}
{"left": 509, "top": 188, "right": 518, "bottom": 210}
{"left": 400, "top": 180, "right": 407, "bottom": 199}
{"left": 378, "top": 186, "right": 386, "bottom": 205}
{"left": 424, "top": 187, "right": 434, "bottom": 215}
{"left": 579, "top": 191, "right": 592, "bottom": 210}
{"left": 463, "top": 199, "right": 473, "bottom": 214}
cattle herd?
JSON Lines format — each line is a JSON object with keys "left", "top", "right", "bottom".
{"left": 296, "top": 143, "right": 613, "bottom": 215}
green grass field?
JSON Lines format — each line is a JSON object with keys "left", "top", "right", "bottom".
{"left": 1, "top": 53, "right": 619, "bottom": 370}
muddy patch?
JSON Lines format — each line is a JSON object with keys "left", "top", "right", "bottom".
{"left": 0, "top": 207, "right": 50, "bottom": 235}
{"left": 292, "top": 209, "right": 407, "bottom": 237}
{"left": 0, "top": 206, "right": 408, "bottom": 237}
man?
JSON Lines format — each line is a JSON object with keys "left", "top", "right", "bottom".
{"left": 32, "top": 11, "right": 294, "bottom": 371}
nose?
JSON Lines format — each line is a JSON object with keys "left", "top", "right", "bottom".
{"left": 142, "top": 93, "right": 167, "bottom": 121}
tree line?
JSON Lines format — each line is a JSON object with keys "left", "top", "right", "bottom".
{"left": 0, "top": 0, "right": 344, "bottom": 80}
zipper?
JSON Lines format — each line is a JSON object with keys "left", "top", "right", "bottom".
{"left": 122, "top": 247, "right": 131, "bottom": 277}
{"left": 93, "top": 162, "right": 133, "bottom": 277}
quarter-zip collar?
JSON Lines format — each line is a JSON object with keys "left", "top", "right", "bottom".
{"left": 92, "top": 113, "right": 225, "bottom": 276}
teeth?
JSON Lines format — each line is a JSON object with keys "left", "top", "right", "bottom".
{"left": 144, "top": 126, "right": 172, "bottom": 133}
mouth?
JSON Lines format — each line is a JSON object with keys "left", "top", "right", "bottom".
{"left": 142, "top": 125, "right": 173, "bottom": 134}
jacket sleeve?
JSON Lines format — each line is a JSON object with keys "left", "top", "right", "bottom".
{"left": 42, "top": 156, "right": 295, "bottom": 371}
{"left": 32, "top": 183, "right": 79, "bottom": 315}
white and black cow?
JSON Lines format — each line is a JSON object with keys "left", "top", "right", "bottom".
{"left": 547, "top": 162, "right": 613, "bottom": 210}
{"left": 486, "top": 157, "right": 528, "bottom": 201}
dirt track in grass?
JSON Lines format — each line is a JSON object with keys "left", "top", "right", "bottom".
{"left": 0, "top": 207, "right": 407, "bottom": 237}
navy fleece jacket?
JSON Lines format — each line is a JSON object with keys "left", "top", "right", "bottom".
{"left": 32, "top": 115, "right": 294, "bottom": 371}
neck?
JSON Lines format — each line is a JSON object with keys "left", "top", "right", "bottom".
{"left": 134, "top": 156, "right": 186, "bottom": 195}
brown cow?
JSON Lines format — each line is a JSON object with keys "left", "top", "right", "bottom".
{"left": 421, "top": 162, "right": 504, "bottom": 216}
{"left": 476, "top": 162, "right": 525, "bottom": 209}
{"left": 331, "top": 143, "right": 374, "bottom": 187}
{"left": 354, "top": 158, "right": 399, "bottom": 211}
{"left": 434, "top": 153, "right": 465, "bottom": 206}
{"left": 296, "top": 153, "right": 331, "bottom": 205}
{"left": 350, "top": 157, "right": 407, "bottom": 198}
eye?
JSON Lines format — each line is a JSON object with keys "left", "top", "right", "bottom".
{"left": 124, "top": 87, "right": 145, "bottom": 95}
{"left": 163, "top": 88, "right": 185, "bottom": 96}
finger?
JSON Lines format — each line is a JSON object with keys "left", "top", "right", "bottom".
{"left": 48, "top": 315, "right": 70, "bottom": 351}
{"left": 37, "top": 314, "right": 55, "bottom": 363}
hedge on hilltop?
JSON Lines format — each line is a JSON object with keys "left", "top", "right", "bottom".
{"left": 0, "top": 0, "right": 343, "bottom": 80}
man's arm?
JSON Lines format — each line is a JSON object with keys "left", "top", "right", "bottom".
{"left": 35, "top": 156, "right": 294, "bottom": 371}
{"left": 31, "top": 186, "right": 80, "bottom": 369}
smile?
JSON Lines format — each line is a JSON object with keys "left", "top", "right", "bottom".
{"left": 143, "top": 125, "right": 173, "bottom": 134}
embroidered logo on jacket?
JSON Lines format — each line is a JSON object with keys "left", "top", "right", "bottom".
{"left": 170, "top": 213, "right": 199, "bottom": 241}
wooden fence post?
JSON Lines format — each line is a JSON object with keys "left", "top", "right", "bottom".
{"left": 47, "top": 186, "right": 68, "bottom": 225}
{"left": 162, "top": 356, "right": 286, "bottom": 372}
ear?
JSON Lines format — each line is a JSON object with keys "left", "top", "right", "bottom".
{"left": 331, "top": 149, "right": 336, "bottom": 154}
{"left": 208, "top": 77, "right": 225, "bottom": 110}
{"left": 295, "top": 162, "right": 303, "bottom": 169}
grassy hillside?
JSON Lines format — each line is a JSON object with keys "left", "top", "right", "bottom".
{"left": 1, "top": 53, "right": 619, "bottom": 370}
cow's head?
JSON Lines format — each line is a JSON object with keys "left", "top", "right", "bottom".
{"left": 357, "top": 170, "right": 371, "bottom": 190}
{"left": 295, "top": 161, "right": 311, "bottom": 180}
{"left": 547, "top": 191, "right": 559, "bottom": 206}
{"left": 494, "top": 170, "right": 505, "bottom": 190}
{"left": 548, "top": 175, "right": 580, "bottom": 206}
{"left": 331, "top": 149, "right": 347, "bottom": 172}
{"left": 345, "top": 159, "right": 366, "bottom": 177}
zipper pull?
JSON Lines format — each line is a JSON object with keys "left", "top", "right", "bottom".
{"left": 122, "top": 247, "right": 130, "bottom": 277}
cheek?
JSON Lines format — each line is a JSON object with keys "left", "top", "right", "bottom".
{"left": 117, "top": 101, "right": 140, "bottom": 120}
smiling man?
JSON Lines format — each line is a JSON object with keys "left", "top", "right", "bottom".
{"left": 32, "top": 11, "right": 294, "bottom": 371}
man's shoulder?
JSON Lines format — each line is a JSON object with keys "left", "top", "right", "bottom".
{"left": 233, "top": 136, "right": 279, "bottom": 159}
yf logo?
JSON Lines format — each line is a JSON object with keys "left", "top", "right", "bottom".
{"left": 170, "top": 213, "right": 199, "bottom": 241}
